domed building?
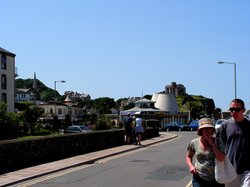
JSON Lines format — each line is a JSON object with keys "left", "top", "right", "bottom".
{"left": 153, "top": 93, "right": 179, "bottom": 114}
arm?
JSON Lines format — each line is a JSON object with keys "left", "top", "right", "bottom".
{"left": 210, "top": 144, "right": 225, "bottom": 161}
{"left": 208, "top": 137, "right": 225, "bottom": 162}
{"left": 185, "top": 151, "right": 197, "bottom": 174}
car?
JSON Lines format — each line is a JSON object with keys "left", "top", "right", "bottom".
{"left": 64, "top": 125, "right": 92, "bottom": 134}
{"left": 188, "top": 120, "right": 199, "bottom": 131}
{"left": 162, "top": 122, "right": 191, "bottom": 131}
{"left": 215, "top": 119, "right": 226, "bottom": 131}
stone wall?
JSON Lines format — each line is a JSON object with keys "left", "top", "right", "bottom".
{"left": 0, "top": 128, "right": 159, "bottom": 174}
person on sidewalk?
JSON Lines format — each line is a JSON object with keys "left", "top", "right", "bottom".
{"left": 218, "top": 98, "right": 250, "bottom": 187}
{"left": 123, "top": 113, "right": 133, "bottom": 144}
{"left": 134, "top": 114, "right": 144, "bottom": 145}
{"left": 186, "top": 117, "right": 225, "bottom": 187}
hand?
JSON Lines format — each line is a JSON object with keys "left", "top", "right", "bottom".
{"left": 189, "top": 166, "right": 197, "bottom": 174}
{"left": 203, "top": 129, "right": 214, "bottom": 146}
{"left": 207, "top": 137, "right": 214, "bottom": 146}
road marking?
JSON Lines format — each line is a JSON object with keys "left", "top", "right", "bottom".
{"left": 186, "top": 180, "right": 192, "bottom": 187}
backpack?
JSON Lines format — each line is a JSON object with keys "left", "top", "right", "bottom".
{"left": 124, "top": 117, "right": 132, "bottom": 127}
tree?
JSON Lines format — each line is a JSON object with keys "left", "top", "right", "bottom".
{"left": 20, "top": 105, "right": 44, "bottom": 134}
{"left": 0, "top": 102, "right": 19, "bottom": 140}
{"left": 212, "top": 108, "right": 222, "bottom": 120}
{"left": 144, "top": 95, "right": 152, "bottom": 100}
{"left": 93, "top": 97, "right": 116, "bottom": 114}
{"left": 245, "top": 109, "right": 250, "bottom": 119}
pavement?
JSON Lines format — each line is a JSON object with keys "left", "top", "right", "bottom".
{"left": 0, "top": 132, "right": 178, "bottom": 187}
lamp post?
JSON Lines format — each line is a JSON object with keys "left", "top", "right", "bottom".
{"left": 54, "top": 80, "right": 66, "bottom": 115}
{"left": 217, "top": 61, "right": 237, "bottom": 99}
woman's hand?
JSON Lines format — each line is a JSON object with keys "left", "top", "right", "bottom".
{"left": 189, "top": 165, "right": 197, "bottom": 174}
{"left": 203, "top": 128, "right": 214, "bottom": 146}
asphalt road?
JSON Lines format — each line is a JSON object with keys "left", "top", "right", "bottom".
{"left": 13, "top": 131, "right": 196, "bottom": 187}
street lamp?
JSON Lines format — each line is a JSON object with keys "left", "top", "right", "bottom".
{"left": 217, "top": 61, "right": 237, "bottom": 98}
{"left": 54, "top": 80, "right": 66, "bottom": 115}
{"left": 54, "top": 80, "right": 66, "bottom": 92}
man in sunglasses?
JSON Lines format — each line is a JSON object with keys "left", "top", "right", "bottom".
{"left": 218, "top": 99, "right": 250, "bottom": 187}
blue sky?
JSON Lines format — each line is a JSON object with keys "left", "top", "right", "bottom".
{"left": 1, "top": 0, "right": 250, "bottom": 111}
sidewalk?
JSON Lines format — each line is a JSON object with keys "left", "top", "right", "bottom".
{"left": 0, "top": 132, "right": 177, "bottom": 187}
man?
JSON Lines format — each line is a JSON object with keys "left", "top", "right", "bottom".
{"left": 123, "top": 113, "right": 133, "bottom": 144}
{"left": 218, "top": 99, "right": 250, "bottom": 187}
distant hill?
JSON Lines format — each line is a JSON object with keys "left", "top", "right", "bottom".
{"left": 176, "top": 94, "right": 216, "bottom": 119}
{"left": 15, "top": 78, "right": 217, "bottom": 119}
{"left": 15, "top": 78, "right": 49, "bottom": 91}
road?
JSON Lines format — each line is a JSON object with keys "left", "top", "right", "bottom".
{"left": 12, "top": 132, "right": 196, "bottom": 187}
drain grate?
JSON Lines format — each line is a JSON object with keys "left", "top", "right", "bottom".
{"left": 165, "top": 170, "right": 175, "bottom": 175}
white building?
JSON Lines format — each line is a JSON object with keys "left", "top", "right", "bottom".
{"left": 38, "top": 95, "right": 84, "bottom": 121}
{"left": 0, "top": 47, "right": 16, "bottom": 112}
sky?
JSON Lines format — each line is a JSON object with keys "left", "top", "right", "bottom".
{"left": 1, "top": 0, "right": 250, "bottom": 111}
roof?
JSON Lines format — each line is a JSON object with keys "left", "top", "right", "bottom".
{"left": 0, "top": 47, "right": 16, "bottom": 57}
{"left": 134, "top": 98, "right": 155, "bottom": 104}
{"left": 16, "top": 88, "right": 33, "bottom": 93}
{"left": 64, "top": 95, "right": 73, "bottom": 103}
{"left": 120, "top": 106, "right": 163, "bottom": 116}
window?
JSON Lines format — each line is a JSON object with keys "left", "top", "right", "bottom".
{"left": 1, "top": 74, "right": 7, "bottom": 89}
{"left": 1, "top": 54, "right": 7, "bottom": 70}
{"left": 1, "top": 93, "right": 7, "bottom": 102}
{"left": 58, "top": 108, "right": 62, "bottom": 115}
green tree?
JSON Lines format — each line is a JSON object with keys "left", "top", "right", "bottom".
{"left": 93, "top": 97, "right": 116, "bottom": 114}
{"left": 212, "top": 108, "right": 222, "bottom": 120}
{"left": 0, "top": 102, "right": 19, "bottom": 140}
{"left": 94, "top": 115, "right": 112, "bottom": 130}
{"left": 20, "top": 105, "right": 44, "bottom": 134}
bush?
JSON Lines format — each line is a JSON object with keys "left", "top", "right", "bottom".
{"left": 94, "top": 115, "right": 112, "bottom": 130}
{"left": 32, "top": 123, "right": 53, "bottom": 136}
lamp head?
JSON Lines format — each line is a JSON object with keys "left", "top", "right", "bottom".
{"left": 217, "top": 61, "right": 224, "bottom": 64}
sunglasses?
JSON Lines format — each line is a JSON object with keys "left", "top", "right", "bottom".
{"left": 229, "top": 107, "right": 243, "bottom": 112}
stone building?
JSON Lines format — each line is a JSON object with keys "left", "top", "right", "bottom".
{"left": 0, "top": 47, "right": 16, "bottom": 112}
{"left": 165, "top": 82, "right": 186, "bottom": 96}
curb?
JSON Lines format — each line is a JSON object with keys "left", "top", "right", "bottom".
{"left": 0, "top": 133, "right": 178, "bottom": 186}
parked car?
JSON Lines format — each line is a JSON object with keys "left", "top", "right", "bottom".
{"left": 64, "top": 125, "right": 92, "bottom": 133}
{"left": 162, "top": 122, "right": 191, "bottom": 131}
{"left": 188, "top": 120, "right": 199, "bottom": 131}
{"left": 215, "top": 119, "right": 226, "bottom": 131}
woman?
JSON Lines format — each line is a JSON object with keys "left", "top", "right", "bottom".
{"left": 134, "top": 114, "right": 144, "bottom": 145}
{"left": 186, "top": 118, "right": 225, "bottom": 187}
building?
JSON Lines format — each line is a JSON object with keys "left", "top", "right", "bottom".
{"left": 64, "top": 91, "right": 91, "bottom": 101}
{"left": 38, "top": 95, "right": 84, "bottom": 121}
{"left": 15, "top": 88, "right": 36, "bottom": 103}
{"left": 152, "top": 93, "right": 179, "bottom": 114}
{"left": 15, "top": 72, "right": 38, "bottom": 104}
{"left": 120, "top": 98, "right": 162, "bottom": 119}
{"left": 165, "top": 82, "right": 186, "bottom": 96}
{"left": 0, "top": 47, "right": 16, "bottom": 112}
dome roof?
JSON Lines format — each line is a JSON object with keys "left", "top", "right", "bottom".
{"left": 64, "top": 95, "right": 73, "bottom": 103}
{"left": 151, "top": 93, "right": 159, "bottom": 102}
{"left": 154, "top": 93, "right": 179, "bottom": 114}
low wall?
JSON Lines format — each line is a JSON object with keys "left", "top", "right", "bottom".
{"left": 0, "top": 128, "right": 159, "bottom": 174}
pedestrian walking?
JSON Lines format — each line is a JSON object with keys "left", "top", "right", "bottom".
{"left": 186, "top": 117, "right": 225, "bottom": 187}
{"left": 218, "top": 98, "right": 250, "bottom": 187}
{"left": 134, "top": 114, "right": 144, "bottom": 145}
{"left": 123, "top": 113, "right": 133, "bottom": 144}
